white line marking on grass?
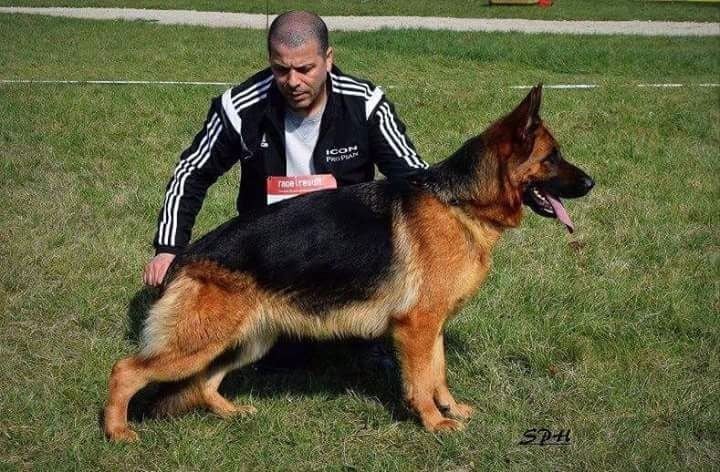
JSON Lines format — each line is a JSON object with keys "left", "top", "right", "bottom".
{"left": 0, "top": 79, "right": 233, "bottom": 86}
{"left": 512, "top": 83, "right": 720, "bottom": 89}
{"left": 511, "top": 84, "right": 598, "bottom": 89}
{"left": 637, "top": 83, "right": 684, "bottom": 87}
{"left": 2, "top": 79, "right": 719, "bottom": 90}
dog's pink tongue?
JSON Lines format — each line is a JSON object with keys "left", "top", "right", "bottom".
{"left": 546, "top": 194, "right": 575, "bottom": 233}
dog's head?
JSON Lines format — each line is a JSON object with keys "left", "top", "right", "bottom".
{"left": 494, "top": 85, "right": 594, "bottom": 232}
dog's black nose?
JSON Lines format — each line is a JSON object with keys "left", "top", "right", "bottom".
{"left": 582, "top": 176, "right": 595, "bottom": 192}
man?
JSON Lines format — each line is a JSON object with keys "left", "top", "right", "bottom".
{"left": 142, "top": 10, "right": 427, "bottom": 370}
{"left": 143, "top": 10, "right": 428, "bottom": 291}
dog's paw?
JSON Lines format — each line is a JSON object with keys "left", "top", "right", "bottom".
{"left": 438, "top": 401, "right": 475, "bottom": 420}
{"left": 450, "top": 402, "right": 474, "bottom": 420}
{"left": 234, "top": 404, "right": 258, "bottom": 417}
{"left": 211, "top": 403, "right": 257, "bottom": 419}
{"left": 106, "top": 427, "right": 139, "bottom": 443}
{"left": 428, "top": 418, "right": 465, "bottom": 432}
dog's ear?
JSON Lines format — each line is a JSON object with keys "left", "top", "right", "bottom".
{"left": 507, "top": 84, "right": 543, "bottom": 145}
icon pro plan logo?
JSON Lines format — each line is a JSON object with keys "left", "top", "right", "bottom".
{"left": 326, "top": 144, "right": 359, "bottom": 162}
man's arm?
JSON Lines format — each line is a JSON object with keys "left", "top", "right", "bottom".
{"left": 154, "top": 98, "right": 241, "bottom": 254}
{"left": 368, "top": 95, "right": 429, "bottom": 177}
{"left": 145, "top": 97, "right": 242, "bottom": 285}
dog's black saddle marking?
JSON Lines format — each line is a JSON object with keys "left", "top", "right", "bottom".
{"left": 178, "top": 181, "right": 416, "bottom": 314}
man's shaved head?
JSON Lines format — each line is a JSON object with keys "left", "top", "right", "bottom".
{"left": 267, "top": 11, "right": 329, "bottom": 55}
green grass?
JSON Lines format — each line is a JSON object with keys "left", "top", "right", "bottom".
{"left": 1, "top": 13, "right": 719, "bottom": 471}
{"left": 1, "top": 0, "right": 719, "bottom": 22}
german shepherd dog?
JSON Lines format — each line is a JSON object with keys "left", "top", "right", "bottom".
{"left": 104, "top": 85, "right": 593, "bottom": 441}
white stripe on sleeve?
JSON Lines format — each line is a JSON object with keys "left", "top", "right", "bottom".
{"left": 158, "top": 113, "right": 223, "bottom": 246}
{"left": 222, "top": 88, "right": 243, "bottom": 136}
{"left": 168, "top": 121, "right": 223, "bottom": 245}
{"left": 365, "top": 87, "right": 384, "bottom": 119}
{"left": 377, "top": 104, "right": 427, "bottom": 169}
{"left": 231, "top": 75, "right": 273, "bottom": 105}
{"left": 159, "top": 113, "right": 220, "bottom": 244}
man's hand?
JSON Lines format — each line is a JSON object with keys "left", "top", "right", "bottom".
{"left": 143, "top": 253, "right": 176, "bottom": 287}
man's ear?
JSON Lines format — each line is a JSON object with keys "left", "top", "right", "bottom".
{"left": 325, "top": 47, "right": 334, "bottom": 72}
{"left": 508, "top": 84, "right": 543, "bottom": 143}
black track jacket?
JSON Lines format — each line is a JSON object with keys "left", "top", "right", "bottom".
{"left": 154, "top": 66, "right": 429, "bottom": 255}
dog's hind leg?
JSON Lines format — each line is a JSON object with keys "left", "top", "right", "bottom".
{"left": 152, "top": 333, "right": 277, "bottom": 419}
{"left": 392, "top": 312, "right": 464, "bottom": 432}
{"left": 431, "top": 333, "right": 474, "bottom": 421}
{"left": 103, "top": 342, "right": 226, "bottom": 442}
{"left": 103, "top": 356, "right": 149, "bottom": 442}
{"left": 105, "top": 271, "right": 262, "bottom": 441}
{"left": 202, "top": 334, "right": 276, "bottom": 417}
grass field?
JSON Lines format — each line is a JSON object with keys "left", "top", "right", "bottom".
{"left": 0, "top": 0, "right": 719, "bottom": 22}
{"left": 1, "top": 12, "right": 719, "bottom": 471}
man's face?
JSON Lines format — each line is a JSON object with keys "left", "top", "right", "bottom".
{"left": 269, "top": 39, "right": 333, "bottom": 114}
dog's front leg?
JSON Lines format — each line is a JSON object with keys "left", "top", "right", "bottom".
{"left": 392, "top": 313, "right": 464, "bottom": 432}
{"left": 431, "top": 333, "right": 474, "bottom": 421}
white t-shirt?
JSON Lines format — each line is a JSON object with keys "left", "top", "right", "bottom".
{"left": 284, "top": 106, "right": 324, "bottom": 176}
